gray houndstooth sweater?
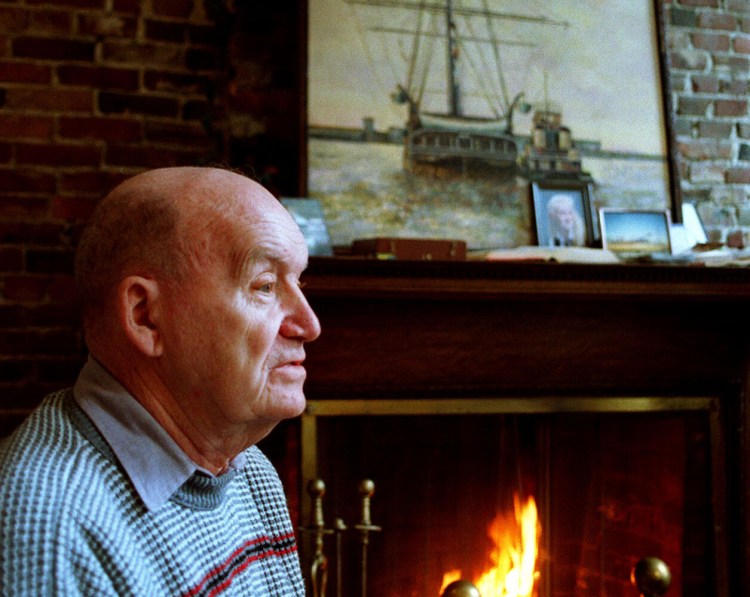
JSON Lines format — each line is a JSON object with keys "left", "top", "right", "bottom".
{"left": 0, "top": 390, "right": 305, "bottom": 596}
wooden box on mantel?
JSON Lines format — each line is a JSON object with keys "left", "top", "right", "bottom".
{"left": 350, "top": 237, "right": 467, "bottom": 261}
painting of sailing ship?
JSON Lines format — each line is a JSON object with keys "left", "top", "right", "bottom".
{"left": 308, "top": 0, "right": 672, "bottom": 250}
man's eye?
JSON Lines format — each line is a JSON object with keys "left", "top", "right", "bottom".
{"left": 258, "top": 282, "right": 274, "bottom": 293}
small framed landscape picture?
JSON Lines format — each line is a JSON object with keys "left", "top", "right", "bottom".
{"left": 280, "top": 198, "right": 334, "bottom": 257}
{"left": 531, "top": 180, "right": 595, "bottom": 248}
{"left": 599, "top": 208, "right": 672, "bottom": 256}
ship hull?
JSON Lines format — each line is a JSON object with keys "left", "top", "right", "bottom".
{"left": 403, "top": 126, "right": 518, "bottom": 176}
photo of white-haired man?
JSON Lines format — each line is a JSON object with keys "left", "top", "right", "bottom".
{"left": 545, "top": 193, "right": 586, "bottom": 247}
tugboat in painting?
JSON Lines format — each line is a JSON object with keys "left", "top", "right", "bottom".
{"left": 519, "top": 109, "right": 591, "bottom": 181}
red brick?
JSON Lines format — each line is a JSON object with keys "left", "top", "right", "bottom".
{"left": 678, "top": 138, "right": 733, "bottom": 159}
{"left": 4, "top": 87, "right": 92, "bottom": 112}
{"left": 59, "top": 170, "right": 130, "bottom": 194}
{"left": 714, "top": 99, "right": 747, "bottom": 117}
{"left": 26, "top": 249, "right": 74, "bottom": 275}
{"left": 29, "top": 303, "right": 80, "bottom": 328}
{"left": 0, "top": 359, "right": 34, "bottom": 382}
{"left": 105, "top": 144, "right": 203, "bottom": 168}
{"left": 37, "top": 357, "right": 83, "bottom": 384}
{"left": 151, "top": 0, "right": 194, "bottom": 19}
{"left": 0, "top": 222, "right": 64, "bottom": 245}
{"left": 51, "top": 195, "right": 98, "bottom": 219}
{"left": 16, "top": 143, "right": 102, "bottom": 167}
{"left": 697, "top": 120, "right": 733, "bottom": 138}
{"left": 101, "top": 41, "right": 182, "bottom": 68}
{"left": 0, "top": 143, "right": 11, "bottom": 163}
{"left": 98, "top": 91, "right": 179, "bottom": 117}
{"left": 77, "top": 13, "right": 136, "bottom": 38}
{"left": 0, "top": 248, "right": 23, "bottom": 272}
{"left": 677, "top": 96, "right": 711, "bottom": 116}
{"left": 0, "top": 306, "right": 28, "bottom": 328}
{"left": 0, "top": 7, "right": 30, "bottom": 33}
{"left": 721, "top": 79, "right": 750, "bottom": 94}
{"left": 29, "top": 9, "right": 73, "bottom": 35}
{"left": 144, "top": 121, "right": 211, "bottom": 146}
{"left": 0, "top": 115, "right": 54, "bottom": 139}
{"left": 47, "top": 274, "right": 76, "bottom": 302}
{"left": 714, "top": 55, "right": 750, "bottom": 74}
{"left": 26, "top": 329, "right": 79, "bottom": 355}
{"left": 144, "top": 19, "right": 187, "bottom": 44}
{"left": 57, "top": 65, "right": 139, "bottom": 90}
{"left": 0, "top": 60, "right": 51, "bottom": 84}
{"left": 726, "top": 167, "right": 750, "bottom": 183}
{"left": 3, "top": 275, "right": 48, "bottom": 301}
{"left": 144, "top": 70, "right": 210, "bottom": 94}
{"left": 697, "top": 11, "right": 738, "bottom": 30}
{"left": 188, "top": 24, "right": 222, "bottom": 45}
{"left": 691, "top": 31, "right": 730, "bottom": 52}
{"left": 25, "top": 0, "right": 105, "bottom": 8}
{"left": 0, "top": 196, "right": 49, "bottom": 219}
{"left": 12, "top": 36, "right": 95, "bottom": 61}
{"left": 113, "top": 0, "right": 142, "bottom": 15}
{"left": 734, "top": 35, "right": 750, "bottom": 54}
{"left": 691, "top": 74, "right": 720, "bottom": 93}
{"left": 679, "top": 0, "right": 719, "bottom": 5}
{"left": 59, "top": 116, "right": 141, "bottom": 142}
{"left": 0, "top": 169, "right": 55, "bottom": 193}
{"left": 185, "top": 47, "right": 221, "bottom": 71}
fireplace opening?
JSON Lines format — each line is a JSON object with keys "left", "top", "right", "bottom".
{"left": 300, "top": 397, "right": 720, "bottom": 596}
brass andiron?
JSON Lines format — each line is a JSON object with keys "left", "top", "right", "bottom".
{"left": 354, "top": 479, "right": 381, "bottom": 597}
{"left": 300, "top": 479, "right": 334, "bottom": 597}
{"left": 441, "top": 579, "right": 482, "bottom": 597}
{"left": 631, "top": 557, "right": 672, "bottom": 597}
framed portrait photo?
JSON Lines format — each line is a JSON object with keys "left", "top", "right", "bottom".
{"left": 599, "top": 208, "right": 672, "bottom": 257}
{"left": 531, "top": 180, "right": 595, "bottom": 248}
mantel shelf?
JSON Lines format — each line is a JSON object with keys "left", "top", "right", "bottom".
{"left": 303, "top": 257, "right": 750, "bottom": 301}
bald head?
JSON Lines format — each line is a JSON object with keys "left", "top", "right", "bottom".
{"left": 75, "top": 167, "right": 288, "bottom": 320}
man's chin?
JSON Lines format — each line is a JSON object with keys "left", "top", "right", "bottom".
{"left": 266, "top": 386, "right": 307, "bottom": 419}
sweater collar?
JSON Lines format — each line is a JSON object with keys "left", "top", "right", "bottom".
{"left": 72, "top": 357, "right": 246, "bottom": 512}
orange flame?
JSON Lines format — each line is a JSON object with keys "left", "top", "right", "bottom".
{"left": 440, "top": 494, "right": 540, "bottom": 596}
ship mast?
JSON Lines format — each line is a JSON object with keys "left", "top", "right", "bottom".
{"left": 445, "top": 0, "right": 461, "bottom": 116}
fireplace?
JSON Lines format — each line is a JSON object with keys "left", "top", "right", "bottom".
{"left": 289, "top": 259, "right": 750, "bottom": 596}
{"left": 300, "top": 396, "right": 717, "bottom": 596}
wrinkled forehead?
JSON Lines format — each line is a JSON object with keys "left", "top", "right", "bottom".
{"left": 187, "top": 195, "right": 308, "bottom": 278}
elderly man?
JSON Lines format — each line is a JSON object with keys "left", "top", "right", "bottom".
{"left": 0, "top": 167, "right": 321, "bottom": 595}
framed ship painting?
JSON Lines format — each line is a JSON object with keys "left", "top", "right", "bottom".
{"left": 307, "top": 0, "right": 672, "bottom": 251}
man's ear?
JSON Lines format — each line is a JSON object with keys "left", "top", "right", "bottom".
{"left": 116, "top": 275, "right": 164, "bottom": 357}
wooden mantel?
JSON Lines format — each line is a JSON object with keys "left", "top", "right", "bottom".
{"left": 300, "top": 257, "right": 750, "bottom": 595}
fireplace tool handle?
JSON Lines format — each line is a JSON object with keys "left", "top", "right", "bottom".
{"left": 300, "top": 479, "right": 334, "bottom": 597}
{"left": 333, "top": 517, "right": 347, "bottom": 597}
{"left": 631, "top": 557, "right": 671, "bottom": 597}
{"left": 354, "top": 479, "right": 381, "bottom": 597}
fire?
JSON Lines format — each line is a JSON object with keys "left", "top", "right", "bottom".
{"left": 440, "top": 494, "right": 540, "bottom": 597}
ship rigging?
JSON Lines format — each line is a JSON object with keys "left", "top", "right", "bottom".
{"left": 345, "top": 0, "right": 569, "bottom": 176}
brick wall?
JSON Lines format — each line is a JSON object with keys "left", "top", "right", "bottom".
{"left": 665, "top": 0, "right": 750, "bottom": 234}
{"left": 0, "top": 0, "right": 303, "bottom": 433}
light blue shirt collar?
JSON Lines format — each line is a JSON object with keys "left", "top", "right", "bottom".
{"left": 73, "top": 357, "right": 246, "bottom": 512}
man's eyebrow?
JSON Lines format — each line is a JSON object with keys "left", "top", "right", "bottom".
{"left": 232, "top": 246, "right": 306, "bottom": 279}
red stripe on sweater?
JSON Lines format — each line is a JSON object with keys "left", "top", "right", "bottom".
{"left": 182, "top": 532, "right": 297, "bottom": 597}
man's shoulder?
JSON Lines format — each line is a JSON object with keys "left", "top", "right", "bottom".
{"left": 1, "top": 389, "right": 79, "bottom": 462}
{"left": 0, "top": 389, "right": 109, "bottom": 502}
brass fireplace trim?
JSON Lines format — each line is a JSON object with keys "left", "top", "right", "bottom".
{"left": 300, "top": 395, "right": 725, "bottom": 594}
{"left": 302, "top": 395, "right": 718, "bottom": 490}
